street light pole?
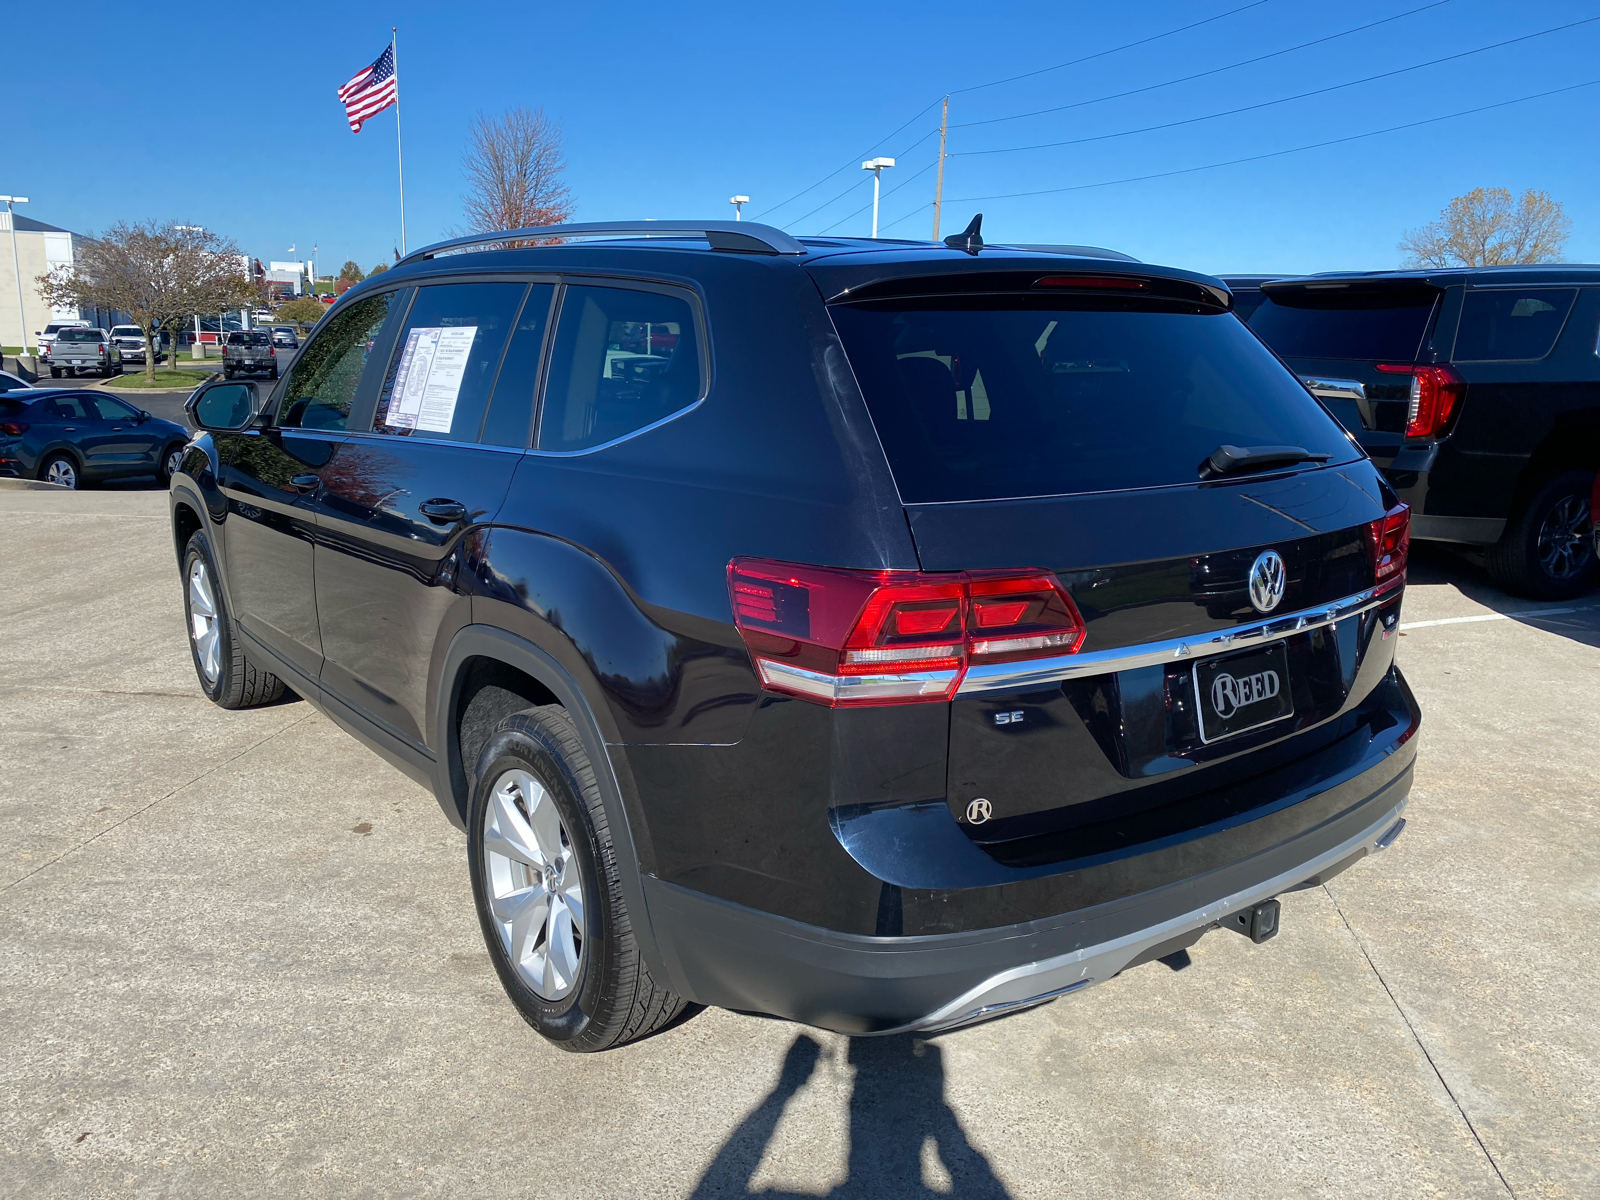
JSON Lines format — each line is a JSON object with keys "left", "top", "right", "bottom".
{"left": 1, "top": 195, "right": 32, "bottom": 357}
{"left": 729, "top": 195, "right": 749, "bottom": 221}
{"left": 860, "top": 158, "right": 895, "bottom": 238}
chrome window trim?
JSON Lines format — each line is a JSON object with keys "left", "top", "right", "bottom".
{"left": 957, "top": 586, "right": 1383, "bottom": 696}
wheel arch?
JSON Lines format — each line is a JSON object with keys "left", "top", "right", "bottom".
{"left": 171, "top": 496, "right": 203, "bottom": 567}
{"left": 434, "top": 624, "right": 680, "bottom": 994}
{"left": 1514, "top": 416, "right": 1600, "bottom": 512}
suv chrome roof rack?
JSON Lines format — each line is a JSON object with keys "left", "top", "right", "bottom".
{"left": 1005, "top": 243, "right": 1140, "bottom": 263}
{"left": 397, "top": 220, "right": 807, "bottom": 266}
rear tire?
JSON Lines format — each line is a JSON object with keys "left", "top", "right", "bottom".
{"left": 1486, "top": 469, "right": 1597, "bottom": 600}
{"left": 49, "top": 367, "right": 61, "bottom": 378}
{"left": 40, "top": 454, "right": 78, "bottom": 490}
{"left": 468, "top": 705, "right": 688, "bottom": 1052}
{"left": 182, "top": 531, "right": 286, "bottom": 708}
{"left": 158, "top": 443, "right": 185, "bottom": 486}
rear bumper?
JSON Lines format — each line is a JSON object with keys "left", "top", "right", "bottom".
{"left": 642, "top": 685, "right": 1419, "bottom": 1034}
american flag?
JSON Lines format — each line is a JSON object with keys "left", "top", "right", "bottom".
{"left": 338, "top": 44, "right": 398, "bottom": 133}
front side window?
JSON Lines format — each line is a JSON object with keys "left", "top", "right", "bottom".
{"left": 277, "top": 292, "right": 393, "bottom": 431}
{"left": 371, "top": 282, "right": 526, "bottom": 442}
{"left": 1454, "top": 288, "right": 1576, "bottom": 361}
{"left": 831, "top": 298, "right": 1359, "bottom": 503}
{"left": 90, "top": 395, "right": 141, "bottom": 422}
{"left": 538, "top": 285, "right": 703, "bottom": 452}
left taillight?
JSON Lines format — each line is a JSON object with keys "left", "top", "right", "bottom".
{"left": 727, "top": 558, "right": 1085, "bottom": 706}
{"left": 1367, "top": 503, "right": 1410, "bottom": 597}
{"left": 0, "top": 421, "right": 28, "bottom": 437}
{"left": 1376, "top": 363, "right": 1466, "bottom": 439}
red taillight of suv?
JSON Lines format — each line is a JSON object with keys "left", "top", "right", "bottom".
{"left": 1375, "top": 363, "right": 1466, "bottom": 439}
{"left": 727, "top": 559, "right": 1085, "bottom": 706}
{"left": 0, "top": 421, "right": 28, "bottom": 437}
{"left": 1367, "top": 503, "right": 1411, "bottom": 598}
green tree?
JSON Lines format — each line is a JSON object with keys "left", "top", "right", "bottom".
{"left": 369, "top": 262, "right": 388, "bottom": 276}
{"left": 275, "top": 297, "right": 327, "bottom": 327}
{"left": 337, "top": 259, "right": 365, "bottom": 283}
{"left": 1399, "top": 188, "right": 1570, "bottom": 268}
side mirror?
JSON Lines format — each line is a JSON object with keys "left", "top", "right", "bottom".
{"left": 138, "top": 410, "right": 151, "bottom": 422}
{"left": 188, "top": 380, "right": 260, "bottom": 432}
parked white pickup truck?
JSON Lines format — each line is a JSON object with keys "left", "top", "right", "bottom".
{"left": 109, "top": 325, "right": 150, "bottom": 365}
{"left": 48, "top": 328, "right": 122, "bottom": 378}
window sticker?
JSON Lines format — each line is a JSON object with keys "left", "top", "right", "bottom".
{"left": 387, "top": 326, "right": 478, "bottom": 433}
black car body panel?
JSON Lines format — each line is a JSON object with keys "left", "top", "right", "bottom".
{"left": 170, "top": 229, "right": 1419, "bottom": 1034}
{"left": 1245, "top": 266, "right": 1600, "bottom": 546}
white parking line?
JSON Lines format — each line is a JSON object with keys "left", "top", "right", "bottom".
{"left": 1401, "top": 604, "right": 1599, "bottom": 631}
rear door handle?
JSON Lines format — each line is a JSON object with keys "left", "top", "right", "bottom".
{"left": 419, "top": 498, "right": 468, "bottom": 523}
{"left": 290, "top": 474, "right": 321, "bottom": 492}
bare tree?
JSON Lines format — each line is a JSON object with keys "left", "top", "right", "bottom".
{"left": 37, "top": 221, "right": 254, "bottom": 381}
{"left": 1399, "top": 188, "right": 1571, "bottom": 268}
{"left": 460, "top": 106, "right": 574, "bottom": 239}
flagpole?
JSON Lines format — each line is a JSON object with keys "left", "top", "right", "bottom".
{"left": 392, "top": 27, "right": 407, "bottom": 256}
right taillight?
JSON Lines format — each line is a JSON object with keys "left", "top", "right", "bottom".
{"left": 1367, "top": 502, "right": 1410, "bottom": 598}
{"left": 727, "top": 559, "right": 1085, "bottom": 706}
{"left": 1375, "top": 363, "right": 1466, "bottom": 439}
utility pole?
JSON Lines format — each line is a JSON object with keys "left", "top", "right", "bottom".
{"left": 861, "top": 158, "right": 895, "bottom": 238}
{"left": 932, "top": 96, "right": 948, "bottom": 242}
{"left": 1, "top": 195, "right": 31, "bottom": 357}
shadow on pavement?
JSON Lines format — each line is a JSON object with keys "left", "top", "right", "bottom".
{"left": 690, "top": 1033, "right": 1013, "bottom": 1199}
{"left": 1406, "top": 542, "right": 1600, "bottom": 650}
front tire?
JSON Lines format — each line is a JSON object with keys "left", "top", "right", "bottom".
{"left": 159, "top": 443, "right": 185, "bottom": 486}
{"left": 182, "top": 531, "right": 286, "bottom": 708}
{"left": 469, "top": 706, "right": 687, "bottom": 1052}
{"left": 1487, "top": 469, "right": 1597, "bottom": 600}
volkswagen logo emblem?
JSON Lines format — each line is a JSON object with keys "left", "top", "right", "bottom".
{"left": 1248, "top": 550, "right": 1286, "bottom": 613}
{"left": 965, "top": 798, "right": 992, "bottom": 825}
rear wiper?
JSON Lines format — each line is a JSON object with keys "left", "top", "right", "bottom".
{"left": 1199, "top": 444, "right": 1330, "bottom": 480}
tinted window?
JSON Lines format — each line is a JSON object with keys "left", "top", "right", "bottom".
{"left": 36, "top": 394, "right": 96, "bottom": 420}
{"left": 539, "top": 285, "right": 702, "bottom": 452}
{"left": 0, "top": 396, "right": 27, "bottom": 414}
{"left": 1229, "top": 291, "right": 1266, "bottom": 322}
{"left": 1453, "top": 288, "right": 1575, "bottom": 361}
{"left": 277, "top": 292, "right": 393, "bottom": 431}
{"left": 0, "top": 374, "right": 28, "bottom": 393}
{"left": 371, "top": 282, "right": 525, "bottom": 442}
{"left": 90, "top": 395, "right": 140, "bottom": 421}
{"left": 57, "top": 329, "right": 102, "bottom": 343}
{"left": 481, "top": 284, "right": 556, "bottom": 448}
{"left": 830, "top": 300, "right": 1357, "bottom": 503}
{"left": 1248, "top": 289, "right": 1438, "bottom": 361}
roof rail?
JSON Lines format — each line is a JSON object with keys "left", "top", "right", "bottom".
{"left": 1005, "top": 243, "right": 1140, "bottom": 263}
{"left": 396, "top": 220, "right": 807, "bottom": 266}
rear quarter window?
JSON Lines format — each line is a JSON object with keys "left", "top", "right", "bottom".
{"left": 831, "top": 297, "right": 1358, "bottom": 503}
{"left": 1248, "top": 289, "right": 1438, "bottom": 361}
{"left": 1452, "top": 288, "right": 1576, "bottom": 361}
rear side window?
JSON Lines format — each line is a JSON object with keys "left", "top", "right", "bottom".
{"left": 278, "top": 292, "right": 393, "bottom": 431}
{"left": 1453, "top": 288, "right": 1575, "bottom": 361}
{"left": 1248, "top": 289, "right": 1438, "bottom": 361}
{"left": 371, "top": 282, "right": 526, "bottom": 442}
{"left": 831, "top": 300, "right": 1357, "bottom": 504}
{"left": 538, "top": 284, "right": 703, "bottom": 452}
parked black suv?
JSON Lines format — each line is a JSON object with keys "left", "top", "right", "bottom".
{"left": 169, "top": 220, "right": 1419, "bottom": 1051}
{"left": 1242, "top": 267, "right": 1599, "bottom": 599}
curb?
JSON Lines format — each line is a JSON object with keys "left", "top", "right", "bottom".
{"left": 0, "top": 478, "right": 69, "bottom": 492}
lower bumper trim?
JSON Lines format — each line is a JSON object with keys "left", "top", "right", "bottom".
{"left": 886, "top": 798, "right": 1408, "bottom": 1035}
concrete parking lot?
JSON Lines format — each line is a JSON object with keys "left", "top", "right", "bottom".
{"left": 1, "top": 484, "right": 1595, "bottom": 1199}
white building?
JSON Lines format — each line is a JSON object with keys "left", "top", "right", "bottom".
{"left": 0, "top": 212, "right": 83, "bottom": 351}
{"left": 267, "top": 260, "right": 308, "bottom": 296}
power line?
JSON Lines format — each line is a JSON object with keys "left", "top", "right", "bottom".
{"left": 944, "top": 78, "right": 1600, "bottom": 204}
{"left": 951, "top": 0, "right": 1454, "bottom": 131}
{"left": 957, "top": 16, "right": 1600, "bottom": 158}
{"left": 754, "top": 0, "right": 1296, "bottom": 220}
{"left": 817, "top": 161, "right": 940, "bottom": 235}
{"left": 950, "top": 0, "right": 1277, "bottom": 96}
{"left": 779, "top": 126, "right": 942, "bottom": 231}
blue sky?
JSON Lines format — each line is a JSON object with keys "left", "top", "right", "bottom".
{"left": 14, "top": 0, "right": 1600, "bottom": 276}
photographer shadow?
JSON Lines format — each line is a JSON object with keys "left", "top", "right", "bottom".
{"left": 691, "top": 1032, "right": 1013, "bottom": 1199}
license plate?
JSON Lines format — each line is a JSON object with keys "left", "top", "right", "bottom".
{"left": 1193, "top": 642, "right": 1294, "bottom": 743}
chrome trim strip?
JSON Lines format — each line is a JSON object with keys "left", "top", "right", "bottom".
{"left": 957, "top": 587, "right": 1381, "bottom": 696}
{"left": 757, "top": 659, "right": 958, "bottom": 703}
{"left": 1299, "top": 375, "right": 1367, "bottom": 401}
{"left": 885, "top": 798, "right": 1408, "bottom": 1035}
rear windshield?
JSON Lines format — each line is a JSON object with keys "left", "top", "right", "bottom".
{"left": 229, "top": 331, "right": 271, "bottom": 345}
{"left": 831, "top": 298, "right": 1358, "bottom": 503}
{"left": 1248, "top": 288, "right": 1438, "bottom": 361}
{"left": 57, "top": 329, "right": 102, "bottom": 343}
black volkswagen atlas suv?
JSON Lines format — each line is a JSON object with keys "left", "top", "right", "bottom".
{"left": 1244, "top": 266, "right": 1599, "bottom": 599}
{"left": 169, "top": 220, "right": 1419, "bottom": 1051}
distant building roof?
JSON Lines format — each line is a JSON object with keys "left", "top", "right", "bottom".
{"left": 1, "top": 213, "right": 73, "bottom": 234}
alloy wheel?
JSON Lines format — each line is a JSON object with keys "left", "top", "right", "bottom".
{"left": 482, "top": 767, "right": 586, "bottom": 1001}
{"left": 165, "top": 448, "right": 184, "bottom": 479}
{"left": 1536, "top": 494, "right": 1593, "bottom": 581}
{"left": 46, "top": 459, "right": 77, "bottom": 489}
{"left": 187, "top": 558, "right": 222, "bottom": 684}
